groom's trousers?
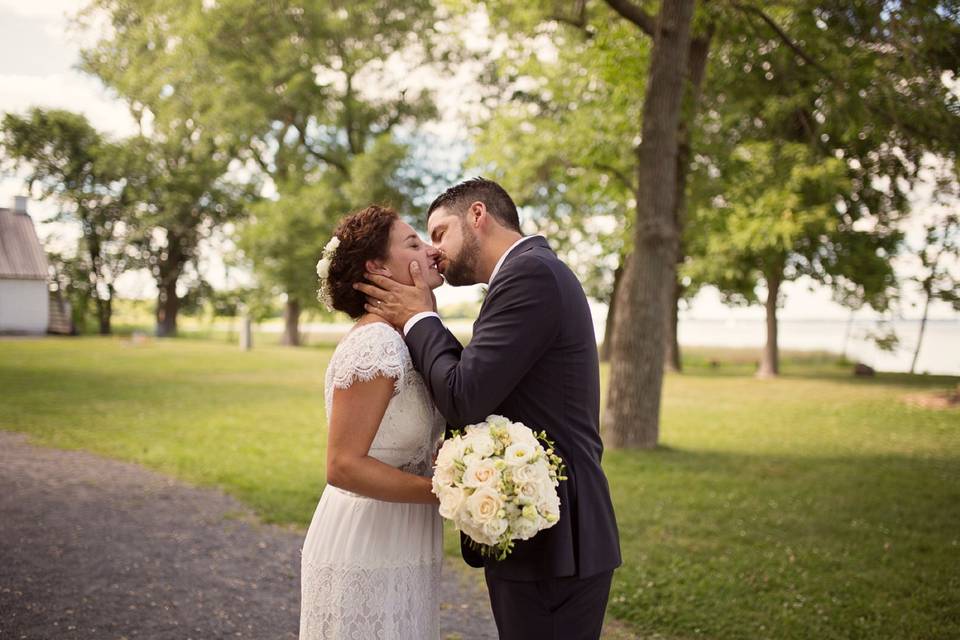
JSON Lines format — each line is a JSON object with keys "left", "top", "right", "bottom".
{"left": 485, "top": 569, "right": 614, "bottom": 640}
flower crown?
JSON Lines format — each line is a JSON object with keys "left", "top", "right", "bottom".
{"left": 316, "top": 235, "right": 341, "bottom": 311}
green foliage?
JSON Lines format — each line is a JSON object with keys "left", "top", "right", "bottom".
{"left": 463, "top": 1, "right": 650, "bottom": 301}
{"left": 685, "top": 141, "right": 899, "bottom": 309}
{"left": 76, "top": 0, "right": 442, "bottom": 317}
{"left": 237, "top": 134, "right": 420, "bottom": 309}
{"left": 912, "top": 211, "right": 960, "bottom": 311}
{"left": 0, "top": 108, "right": 136, "bottom": 331}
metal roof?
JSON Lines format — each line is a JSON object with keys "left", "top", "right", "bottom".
{"left": 0, "top": 208, "right": 49, "bottom": 280}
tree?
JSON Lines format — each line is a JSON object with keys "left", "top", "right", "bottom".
{"left": 909, "top": 211, "right": 959, "bottom": 373}
{"left": 683, "top": 1, "right": 960, "bottom": 376}
{"left": 77, "top": 0, "right": 443, "bottom": 344}
{"left": 686, "top": 141, "right": 900, "bottom": 377}
{"left": 0, "top": 108, "right": 133, "bottom": 335}
{"left": 121, "top": 130, "right": 251, "bottom": 337}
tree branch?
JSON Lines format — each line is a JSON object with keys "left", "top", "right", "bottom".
{"left": 550, "top": 0, "right": 591, "bottom": 34}
{"left": 594, "top": 162, "right": 637, "bottom": 194}
{"left": 731, "top": 2, "right": 828, "bottom": 74}
{"left": 603, "top": 0, "right": 656, "bottom": 37}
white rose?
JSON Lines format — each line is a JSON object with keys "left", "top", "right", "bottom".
{"left": 464, "top": 432, "right": 497, "bottom": 458}
{"left": 458, "top": 518, "right": 493, "bottom": 546}
{"left": 531, "top": 457, "right": 552, "bottom": 481}
{"left": 465, "top": 487, "right": 503, "bottom": 524}
{"left": 435, "top": 437, "right": 465, "bottom": 468}
{"left": 512, "top": 514, "right": 540, "bottom": 540}
{"left": 486, "top": 415, "right": 511, "bottom": 429}
{"left": 516, "top": 480, "right": 541, "bottom": 505}
{"left": 438, "top": 486, "right": 467, "bottom": 519}
{"left": 461, "top": 452, "right": 481, "bottom": 469}
{"left": 432, "top": 463, "right": 456, "bottom": 491}
{"left": 511, "top": 462, "right": 539, "bottom": 484}
{"left": 504, "top": 443, "right": 535, "bottom": 467}
{"left": 462, "top": 459, "right": 500, "bottom": 489}
{"left": 482, "top": 517, "right": 509, "bottom": 540}
{"left": 538, "top": 490, "right": 561, "bottom": 523}
{"left": 325, "top": 236, "right": 341, "bottom": 253}
{"left": 506, "top": 422, "right": 539, "bottom": 447}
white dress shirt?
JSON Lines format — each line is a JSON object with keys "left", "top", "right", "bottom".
{"left": 403, "top": 235, "right": 542, "bottom": 336}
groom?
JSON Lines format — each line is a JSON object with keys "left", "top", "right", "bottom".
{"left": 356, "top": 177, "right": 621, "bottom": 639}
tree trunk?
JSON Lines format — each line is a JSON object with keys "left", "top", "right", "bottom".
{"left": 842, "top": 308, "right": 855, "bottom": 360}
{"left": 664, "top": 28, "right": 712, "bottom": 376}
{"left": 86, "top": 225, "right": 113, "bottom": 336}
{"left": 600, "top": 263, "right": 624, "bottom": 362}
{"left": 757, "top": 267, "right": 782, "bottom": 378}
{"left": 282, "top": 297, "right": 301, "bottom": 346}
{"left": 910, "top": 288, "right": 931, "bottom": 374}
{"left": 664, "top": 278, "right": 682, "bottom": 373}
{"left": 155, "top": 233, "right": 184, "bottom": 338}
{"left": 156, "top": 275, "right": 180, "bottom": 337}
{"left": 605, "top": 0, "right": 696, "bottom": 449}
{"left": 96, "top": 292, "right": 112, "bottom": 336}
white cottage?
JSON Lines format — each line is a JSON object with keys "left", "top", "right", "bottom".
{"left": 0, "top": 197, "right": 50, "bottom": 335}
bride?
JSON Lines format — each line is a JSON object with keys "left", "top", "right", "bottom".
{"left": 299, "top": 205, "right": 447, "bottom": 639}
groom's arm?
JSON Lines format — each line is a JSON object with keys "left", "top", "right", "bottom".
{"left": 406, "top": 255, "right": 562, "bottom": 427}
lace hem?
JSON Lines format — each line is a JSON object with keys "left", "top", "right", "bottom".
{"left": 299, "top": 558, "right": 441, "bottom": 640}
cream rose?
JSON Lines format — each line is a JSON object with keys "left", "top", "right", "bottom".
{"left": 465, "top": 487, "right": 503, "bottom": 524}
{"left": 462, "top": 459, "right": 500, "bottom": 488}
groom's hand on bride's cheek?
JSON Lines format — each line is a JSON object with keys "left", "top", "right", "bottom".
{"left": 354, "top": 263, "right": 433, "bottom": 326}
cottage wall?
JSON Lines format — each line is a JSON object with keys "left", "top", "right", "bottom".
{"left": 0, "top": 279, "right": 49, "bottom": 334}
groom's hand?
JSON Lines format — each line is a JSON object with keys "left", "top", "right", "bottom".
{"left": 355, "top": 261, "right": 435, "bottom": 329}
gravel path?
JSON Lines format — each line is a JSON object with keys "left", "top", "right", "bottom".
{"left": 0, "top": 431, "right": 498, "bottom": 640}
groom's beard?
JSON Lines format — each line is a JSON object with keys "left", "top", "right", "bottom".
{"left": 443, "top": 222, "right": 481, "bottom": 286}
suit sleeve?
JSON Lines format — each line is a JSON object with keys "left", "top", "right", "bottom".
{"left": 405, "top": 255, "right": 562, "bottom": 427}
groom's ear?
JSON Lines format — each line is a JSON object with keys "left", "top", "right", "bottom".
{"left": 364, "top": 259, "right": 391, "bottom": 277}
{"left": 469, "top": 201, "right": 485, "bottom": 228}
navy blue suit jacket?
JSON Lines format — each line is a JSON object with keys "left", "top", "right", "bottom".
{"left": 406, "top": 236, "right": 621, "bottom": 581}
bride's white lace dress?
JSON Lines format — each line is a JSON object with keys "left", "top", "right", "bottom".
{"left": 299, "top": 322, "right": 446, "bottom": 639}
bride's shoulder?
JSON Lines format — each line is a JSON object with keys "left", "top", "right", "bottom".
{"left": 331, "top": 320, "right": 407, "bottom": 364}
{"left": 327, "top": 320, "right": 409, "bottom": 391}
{"left": 339, "top": 320, "right": 403, "bottom": 347}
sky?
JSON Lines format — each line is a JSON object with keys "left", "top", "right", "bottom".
{"left": 1, "top": 0, "right": 957, "bottom": 322}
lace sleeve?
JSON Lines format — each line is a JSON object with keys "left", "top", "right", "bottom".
{"left": 330, "top": 324, "right": 407, "bottom": 395}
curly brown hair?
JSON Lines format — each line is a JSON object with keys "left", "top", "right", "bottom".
{"left": 323, "top": 205, "right": 398, "bottom": 318}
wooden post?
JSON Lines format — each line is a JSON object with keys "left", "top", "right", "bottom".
{"left": 240, "top": 313, "right": 252, "bottom": 351}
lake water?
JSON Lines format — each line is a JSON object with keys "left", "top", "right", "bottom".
{"left": 671, "top": 318, "right": 959, "bottom": 376}
{"left": 292, "top": 317, "right": 959, "bottom": 376}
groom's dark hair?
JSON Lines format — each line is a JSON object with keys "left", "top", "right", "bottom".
{"left": 427, "top": 177, "right": 521, "bottom": 232}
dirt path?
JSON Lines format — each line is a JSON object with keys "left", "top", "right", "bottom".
{"left": 0, "top": 431, "right": 498, "bottom": 639}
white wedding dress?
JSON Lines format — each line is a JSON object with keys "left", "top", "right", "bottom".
{"left": 299, "top": 322, "right": 446, "bottom": 640}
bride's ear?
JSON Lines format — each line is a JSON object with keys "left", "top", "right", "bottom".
{"left": 364, "top": 258, "right": 392, "bottom": 278}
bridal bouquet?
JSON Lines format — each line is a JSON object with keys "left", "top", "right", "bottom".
{"left": 431, "top": 414, "right": 566, "bottom": 560}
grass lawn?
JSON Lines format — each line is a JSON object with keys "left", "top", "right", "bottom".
{"left": 1, "top": 336, "right": 957, "bottom": 639}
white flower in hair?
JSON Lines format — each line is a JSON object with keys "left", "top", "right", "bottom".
{"left": 316, "top": 234, "right": 341, "bottom": 310}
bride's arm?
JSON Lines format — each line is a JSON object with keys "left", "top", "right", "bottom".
{"left": 325, "top": 374, "right": 439, "bottom": 504}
